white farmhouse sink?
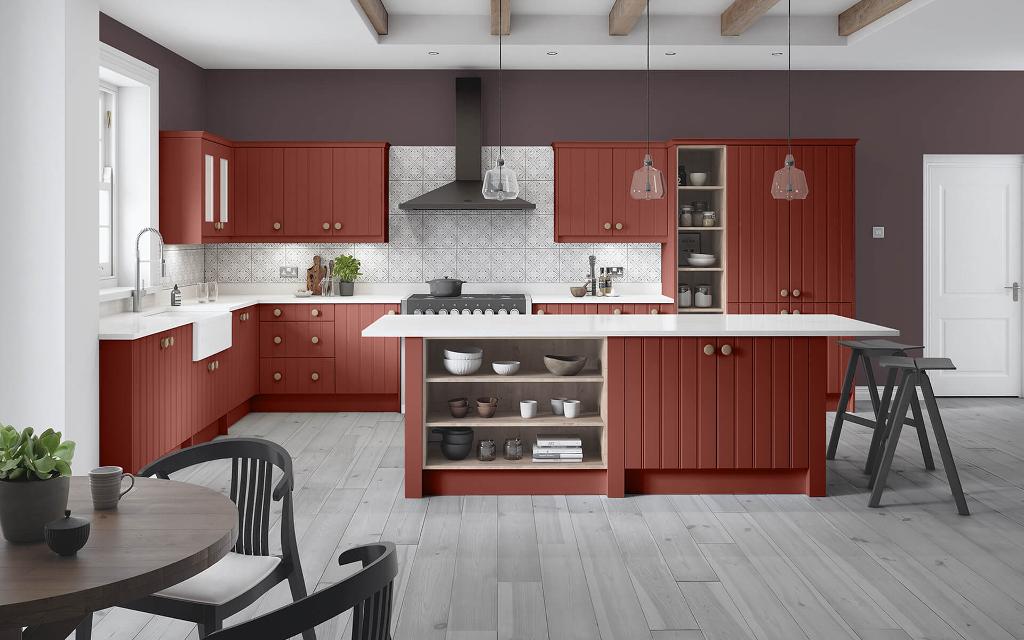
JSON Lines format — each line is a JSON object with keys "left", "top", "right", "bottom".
{"left": 146, "top": 307, "right": 232, "bottom": 361}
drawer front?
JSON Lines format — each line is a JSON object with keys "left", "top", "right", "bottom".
{"left": 260, "top": 358, "right": 335, "bottom": 394}
{"left": 260, "top": 321, "right": 335, "bottom": 357}
{"left": 259, "top": 303, "right": 335, "bottom": 322}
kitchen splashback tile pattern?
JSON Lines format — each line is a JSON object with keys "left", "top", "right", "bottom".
{"left": 183, "top": 147, "right": 661, "bottom": 286}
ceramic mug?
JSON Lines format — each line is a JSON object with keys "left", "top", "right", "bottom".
{"left": 563, "top": 400, "right": 582, "bottom": 418}
{"left": 90, "top": 466, "right": 135, "bottom": 510}
{"left": 520, "top": 400, "right": 538, "bottom": 419}
{"left": 550, "top": 397, "right": 569, "bottom": 416}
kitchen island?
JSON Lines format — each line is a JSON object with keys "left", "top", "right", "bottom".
{"left": 363, "top": 314, "right": 897, "bottom": 498}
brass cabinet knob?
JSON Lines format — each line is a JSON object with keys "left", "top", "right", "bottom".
{"left": 160, "top": 338, "right": 169, "bottom": 349}
{"left": 792, "top": 289, "right": 801, "bottom": 298}
{"left": 170, "top": 336, "right": 175, "bottom": 346}
{"left": 793, "top": 309, "right": 801, "bottom": 315}
{"left": 536, "top": 309, "right": 545, "bottom": 315}
{"left": 613, "top": 309, "right": 622, "bottom": 315}
{"left": 703, "top": 344, "right": 716, "bottom": 356}
{"left": 650, "top": 309, "right": 659, "bottom": 314}
{"left": 311, "top": 372, "right": 320, "bottom": 382}
{"left": 273, "top": 372, "right": 282, "bottom": 381}
{"left": 387, "top": 310, "right": 396, "bottom": 315}
{"left": 240, "top": 312, "right": 248, "bottom": 321}
{"left": 215, "top": 360, "right": 220, "bottom": 370}
{"left": 208, "top": 362, "right": 216, "bottom": 372}
{"left": 720, "top": 344, "right": 733, "bottom": 356}
{"left": 322, "top": 222, "right": 330, "bottom": 230}
{"left": 603, "top": 222, "right": 612, "bottom": 230}
{"left": 615, "top": 222, "right": 623, "bottom": 230}
{"left": 780, "top": 309, "right": 789, "bottom": 314}
{"left": 311, "top": 309, "right": 320, "bottom": 317}
{"left": 274, "top": 336, "right": 282, "bottom": 345}
{"left": 311, "top": 336, "right": 319, "bottom": 344}
{"left": 334, "top": 222, "right": 342, "bottom": 230}
{"left": 273, "top": 308, "right": 282, "bottom": 317}
{"left": 780, "top": 289, "right": 789, "bottom": 297}
{"left": 273, "top": 221, "right": 282, "bottom": 230}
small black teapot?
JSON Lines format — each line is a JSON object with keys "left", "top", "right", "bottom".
{"left": 44, "top": 510, "right": 90, "bottom": 557}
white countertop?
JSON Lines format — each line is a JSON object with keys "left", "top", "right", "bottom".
{"left": 530, "top": 294, "right": 674, "bottom": 305}
{"left": 362, "top": 314, "right": 899, "bottom": 338}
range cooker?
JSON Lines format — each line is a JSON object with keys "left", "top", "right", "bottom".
{"left": 402, "top": 293, "right": 530, "bottom": 316}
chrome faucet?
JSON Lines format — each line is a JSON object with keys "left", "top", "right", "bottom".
{"left": 133, "top": 227, "right": 166, "bottom": 312}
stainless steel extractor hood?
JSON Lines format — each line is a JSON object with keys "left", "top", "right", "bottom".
{"left": 399, "top": 77, "right": 535, "bottom": 211}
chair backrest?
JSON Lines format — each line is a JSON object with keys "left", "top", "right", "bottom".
{"left": 138, "top": 438, "right": 295, "bottom": 557}
{"left": 206, "top": 542, "right": 398, "bottom": 640}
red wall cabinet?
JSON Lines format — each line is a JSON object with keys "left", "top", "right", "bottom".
{"left": 554, "top": 142, "right": 672, "bottom": 243}
{"left": 331, "top": 146, "right": 389, "bottom": 241}
{"left": 234, "top": 146, "right": 285, "bottom": 238}
{"left": 159, "top": 132, "right": 235, "bottom": 244}
{"left": 533, "top": 303, "right": 674, "bottom": 315}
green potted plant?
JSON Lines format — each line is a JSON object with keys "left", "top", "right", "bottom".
{"left": 332, "top": 254, "right": 362, "bottom": 296}
{"left": 0, "top": 425, "right": 76, "bottom": 542}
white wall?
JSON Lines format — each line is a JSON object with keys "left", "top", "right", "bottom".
{"left": 0, "top": 0, "right": 100, "bottom": 471}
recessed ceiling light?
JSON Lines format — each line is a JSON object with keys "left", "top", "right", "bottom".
{"left": 771, "top": 51, "right": 784, "bottom": 56}
{"left": 428, "top": 51, "right": 440, "bottom": 55}
{"left": 664, "top": 52, "right": 677, "bottom": 56}
{"left": 546, "top": 51, "right": 558, "bottom": 56}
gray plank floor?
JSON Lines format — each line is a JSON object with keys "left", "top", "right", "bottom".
{"left": 85, "top": 398, "right": 1024, "bottom": 640}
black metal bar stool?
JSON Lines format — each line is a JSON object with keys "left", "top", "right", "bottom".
{"left": 826, "top": 339, "right": 934, "bottom": 474}
{"left": 868, "top": 356, "right": 969, "bottom": 515}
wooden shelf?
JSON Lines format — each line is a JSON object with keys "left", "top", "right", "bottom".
{"left": 678, "top": 185, "right": 724, "bottom": 190}
{"left": 678, "top": 226, "right": 723, "bottom": 231}
{"left": 426, "top": 411, "right": 604, "bottom": 428}
{"left": 678, "top": 307, "right": 724, "bottom": 313}
{"left": 678, "top": 267, "right": 723, "bottom": 272}
{"left": 427, "top": 371, "right": 604, "bottom": 383}
{"left": 425, "top": 449, "right": 606, "bottom": 470}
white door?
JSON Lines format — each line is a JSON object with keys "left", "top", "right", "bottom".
{"left": 924, "top": 155, "right": 1024, "bottom": 396}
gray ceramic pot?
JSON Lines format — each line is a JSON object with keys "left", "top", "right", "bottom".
{"left": 0, "top": 475, "right": 71, "bottom": 543}
{"left": 337, "top": 280, "right": 354, "bottom": 296}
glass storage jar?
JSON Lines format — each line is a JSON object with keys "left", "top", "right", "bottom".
{"left": 695, "top": 284, "right": 713, "bottom": 308}
{"left": 678, "top": 284, "right": 692, "bottom": 308}
{"left": 478, "top": 439, "right": 496, "bottom": 462}
{"left": 503, "top": 437, "right": 523, "bottom": 461}
{"left": 701, "top": 211, "right": 717, "bottom": 227}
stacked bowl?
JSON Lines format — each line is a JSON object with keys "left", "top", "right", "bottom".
{"left": 443, "top": 346, "right": 483, "bottom": 375}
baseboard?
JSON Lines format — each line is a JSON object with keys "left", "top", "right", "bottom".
{"left": 250, "top": 393, "right": 401, "bottom": 412}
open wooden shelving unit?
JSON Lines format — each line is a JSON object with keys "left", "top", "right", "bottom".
{"left": 676, "top": 145, "right": 728, "bottom": 315}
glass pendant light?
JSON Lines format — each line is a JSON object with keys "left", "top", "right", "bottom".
{"left": 771, "top": 0, "right": 809, "bottom": 201}
{"left": 629, "top": 0, "right": 665, "bottom": 201}
{"left": 482, "top": 7, "right": 520, "bottom": 201}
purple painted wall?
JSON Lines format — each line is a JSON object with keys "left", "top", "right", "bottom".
{"left": 99, "top": 15, "right": 1024, "bottom": 347}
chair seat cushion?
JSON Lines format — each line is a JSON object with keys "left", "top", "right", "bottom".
{"left": 155, "top": 552, "right": 281, "bottom": 606}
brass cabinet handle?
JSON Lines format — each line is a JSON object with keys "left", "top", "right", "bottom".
{"left": 311, "top": 336, "right": 320, "bottom": 344}
{"left": 322, "top": 222, "right": 330, "bottom": 230}
{"left": 311, "top": 309, "right": 320, "bottom": 317}
{"left": 615, "top": 222, "right": 623, "bottom": 230}
{"left": 720, "top": 344, "right": 733, "bottom": 356}
{"left": 273, "top": 308, "right": 282, "bottom": 317}
{"left": 536, "top": 309, "right": 545, "bottom": 315}
{"left": 792, "top": 289, "right": 801, "bottom": 298}
{"left": 387, "top": 310, "right": 396, "bottom": 315}
{"left": 613, "top": 309, "right": 622, "bottom": 315}
{"left": 274, "top": 336, "right": 282, "bottom": 344}
{"left": 780, "top": 289, "right": 789, "bottom": 297}
{"left": 780, "top": 309, "right": 789, "bottom": 314}
{"left": 215, "top": 360, "right": 220, "bottom": 370}
{"left": 310, "top": 372, "right": 320, "bottom": 382}
{"left": 334, "top": 222, "right": 342, "bottom": 230}
{"left": 208, "top": 362, "right": 216, "bottom": 372}
{"left": 273, "top": 372, "right": 282, "bottom": 381}
{"left": 793, "top": 309, "right": 801, "bottom": 315}
{"left": 703, "top": 344, "right": 716, "bottom": 356}
{"left": 649, "top": 308, "right": 659, "bottom": 315}
{"left": 240, "top": 312, "right": 249, "bottom": 321}
{"left": 273, "top": 221, "right": 282, "bottom": 230}
{"left": 160, "top": 337, "right": 169, "bottom": 349}
{"left": 603, "top": 222, "right": 612, "bottom": 230}
{"left": 170, "top": 336, "right": 175, "bottom": 346}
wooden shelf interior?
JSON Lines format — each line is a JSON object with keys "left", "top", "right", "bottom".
{"left": 427, "top": 410, "right": 603, "bottom": 428}
{"left": 677, "top": 145, "right": 727, "bottom": 316}
{"left": 427, "top": 371, "right": 604, "bottom": 383}
{"left": 425, "top": 445, "right": 606, "bottom": 470}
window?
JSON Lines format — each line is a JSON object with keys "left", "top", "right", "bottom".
{"left": 98, "top": 84, "right": 116, "bottom": 280}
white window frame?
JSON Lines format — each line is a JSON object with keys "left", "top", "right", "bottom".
{"left": 98, "top": 82, "right": 117, "bottom": 282}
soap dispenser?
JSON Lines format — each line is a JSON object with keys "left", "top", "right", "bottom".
{"left": 170, "top": 284, "right": 182, "bottom": 306}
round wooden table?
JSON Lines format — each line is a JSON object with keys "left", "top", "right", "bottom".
{"left": 0, "top": 477, "right": 237, "bottom": 640}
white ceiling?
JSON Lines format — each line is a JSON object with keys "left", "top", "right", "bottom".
{"left": 99, "top": 0, "right": 1024, "bottom": 71}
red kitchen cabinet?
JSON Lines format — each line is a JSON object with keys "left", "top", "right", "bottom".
{"left": 260, "top": 358, "right": 335, "bottom": 395}
{"left": 259, "top": 303, "right": 334, "bottom": 322}
{"left": 332, "top": 146, "right": 389, "bottom": 242}
{"left": 233, "top": 146, "right": 285, "bottom": 238}
{"left": 283, "top": 147, "right": 334, "bottom": 237}
{"left": 260, "top": 321, "right": 335, "bottom": 358}
{"left": 533, "top": 303, "right": 672, "bottom": 315}
{"left": 554, "top": 142, "right": 672, "bottom": 243}
{"left": 159, "top": 132, "right": 234, "bottom": 244}
{"left": 230, "top": 306, "right": 259, "bottom": 407}
{"left": 334, "top": 304, "right": 401, "bottom": 395}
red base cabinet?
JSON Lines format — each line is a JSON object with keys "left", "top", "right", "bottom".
{"left": 533, "top": 303, "right": 674, "bottom": 315}
{"left": 609, "top": 336, "right": 827, "bottom": 497}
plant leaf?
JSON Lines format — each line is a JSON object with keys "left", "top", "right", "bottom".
{"left": 38, "top": 431, "right": 60, "bottom": 455}
{"left": 54, "top": 441, "right": 75, "bottom": 461}
{"left": 54, "top": 459, "right": 72, "bottom": 477}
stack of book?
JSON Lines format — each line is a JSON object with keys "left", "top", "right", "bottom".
{"left": 532, "top": 434, "right": 583, "bottom": 463}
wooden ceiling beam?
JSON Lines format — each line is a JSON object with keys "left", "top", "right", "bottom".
{"left": 608, "top": 0, "right": 646, "bottom": 36}
{"left": 491, "top": 0, "right": 510, "bottom": 36}
{"left": 838, "top": 0, "right": 914, "bottom": 36}
{"left": 356, "top": 0, "right": 388, "bottom": 35}
{"left": 720, "top": 0, "right": 782, "bottom": 36}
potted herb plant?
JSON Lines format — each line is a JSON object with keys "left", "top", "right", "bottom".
{"left": 0, "top": 425, "right": 76, "bottom": 542}
{"left": 332, "top": 254, "right": 362, "bottom": 296}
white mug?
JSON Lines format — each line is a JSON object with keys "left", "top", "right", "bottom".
{"left": 563, "top": 400, "right": 581, "bottom": 418}
{"left": 550, "top": 397, "right": 568, "bottom": 416}
{"left": 90, "top": 466, "right": 135, "bottom": 510}
{"left": 520, "top": 400, "right": 538, "bottom": 419}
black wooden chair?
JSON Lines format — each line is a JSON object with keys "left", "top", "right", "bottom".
{"left": 77, "top": 438, "right": 314, "bottom": 639}
{"left": 206, "top": 542, "right": 398, "bottom": 640}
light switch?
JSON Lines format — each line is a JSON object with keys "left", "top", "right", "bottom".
{"left": 872, "top": 226, "right": 885, "bottom": 239}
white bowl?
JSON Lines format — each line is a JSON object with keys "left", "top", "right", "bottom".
{"left": 688, "top": 256, "right": 716, "bottom": 267}
{"left": 689, "top": 172, "right": 708, "bottom": 186}
{"left": 444, "top": 346, "right": 483, "bottom": 360}
{"left": 690, "top": 253, "right": 715, "bottom": 259}
{"left": 443, "top": 358, "right": 482, "bottom": 375}
{"left": 492, "top": 360, "right": 521, "bottom": 376}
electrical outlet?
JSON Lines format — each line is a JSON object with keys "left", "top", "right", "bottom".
{"left": 872, "top": 226, "right": 885, "bottom": 239}
{"left": 606, "top": 266, "right": 625, "bottom": 277}
{"left": 280, "top": 266, "right": 299, "bottom": 279}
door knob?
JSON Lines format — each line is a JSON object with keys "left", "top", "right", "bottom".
{"left": 311, "top": 336, "right": 319, "bottom": 344}
{"left": 387, "top": 310, "right": 396, "bottom": 315}
{"left": 273, "top": 308, "right": 282, "bottom": 317}
{"left": 793, "top": 309, "right": 801, "bottom": 315}
{"left": 536, "top": 309, "right": 545, "bottom": 315}
{"left": 311, "top": 309, "right": 320, "bottom": 317}
{"left": 780, "top": 289, "right": 789, "bottom": 297}
{"left": 273, "top": 221, "right": 281, "bottom": 230}
{"left": 613, "top": 309, "right": 622, "bottom": 315}
{"left": 603, "top": 222, "right": 612, "bottom": 230}
{"left": 274, "top": 336, "right": 282, "bottom": 344}
{"left": 615, "top": 222, "right": 623, "bottom": 230}
{"left": 1005, "top": 282, "right": 1020, "bottom": 302}
{"left": 334, "top": 222, "right": 342, "bottom": 230}
{"left": 792, "top": 289, "right": 801, "bottom": 297}
{"left": 703, "top": 344, "right": 715, "bottom": 356}
{"left": 649, "top": 309, "right": 659, "bottom": 314}
{"left": 720, "top": 344, "right": 733, "bottom": 356}
{"left": 208, "top": 362, "right": 216, "bottom": 372}
{"left": 322, "top": 222, "right": 330, "bottom": 230}
{"left": 311, "top": 372, "right": 320, "bottom": 382}
{"left": 273, "top": 372, "right": 282, "bottom": 381}
{"left": 780, "top": 309, "right": 789, "bottom": 314}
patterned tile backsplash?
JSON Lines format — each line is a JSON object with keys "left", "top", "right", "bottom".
{"left": 163, "top": 146, "right": 662, "bottom": 286}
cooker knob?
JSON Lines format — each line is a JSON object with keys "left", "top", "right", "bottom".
{"left": 510, "top": 308, "right": 520, "bottom": 315}
{"left": 462, "top": 308, "right": 473, "bottom": 316}
{"left": 498, "top": 308, "right": 508, "bottom": 315}
{"left": 473, "top": 308, "right": 483, "bottom": 315}
{"left": 438, "top": 308, "right": 448, "bottom": 315}
{"left": 425, "top": 309, "right": 435, "bottom": 315}
{"left": 413, "top": 309, "right": 423, "bottom": 315}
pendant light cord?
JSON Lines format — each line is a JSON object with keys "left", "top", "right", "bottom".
{"left": 787, "top": 0, "right": 792, "bottom": 157}
{"left": 646, "top": 0, "right": 651, "bottom": 158}
{"left": 498, "top": 5, "right": 504, "bottom": 168}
